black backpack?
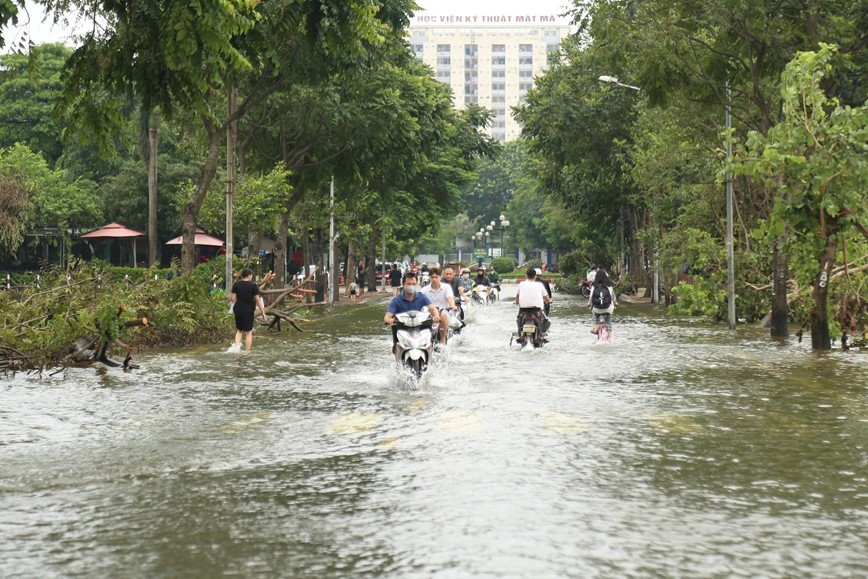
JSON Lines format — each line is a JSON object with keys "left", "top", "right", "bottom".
{"left": 593, "top": 285, "right": 612, "bottom": 308}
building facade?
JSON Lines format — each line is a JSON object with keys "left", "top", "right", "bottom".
{"left": 409, "top": 12, "right": 571, "bottom": 142}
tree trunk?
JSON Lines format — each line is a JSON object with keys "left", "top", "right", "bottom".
{"left": 302, "top": 223, "right": 312, "bottom": 279}
{"left": 810, "top": 238, "right": 837, "bottom": 350}
{"left": 367, "top": 233, "right": 377, "bottom": 291}
{"left": 181, "top": 121, "right": 224, "bottom": 273}
{"left": 770, "top": 239, "right": 789, "bottom": 338}
{"left": 345, "top": 241, "right": 357, "bottom": 293}
{"left": 274, "top": 212, "right": 289, "bottom": 289}
{"left": 248, "top": 230, "right": 263, "bottom": 263}
{"left": 273, "top": 187, "right": 306, "bottom": 289}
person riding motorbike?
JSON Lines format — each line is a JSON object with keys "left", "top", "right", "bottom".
{"left": 443, "top": 266, "right": 467, "bottom": 321}
{"left": 487, "top": 267, "right": 501, "bottom": 301}
{"left": 474, "top": 266, "right": 491, "bottom": 288}
{"left": 535, "top": 267, "right": 553, "bottom": 316}
{"left": 384, "top": 272, "right": 441, "bottom": 358}
{"left": 459, "top": 268, "right": 474, "bottom": 294}
{"left": 588, "top": 269, "right": 617, "bottom": 337}
{"left": 419, "top": 266, "right": 456, "bottom": 346}
{"left": 515, "top": 267, "right": 552, "bottom": 337}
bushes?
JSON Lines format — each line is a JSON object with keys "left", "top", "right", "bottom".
{"left": 490, "top": 256, "right": 516, "bottom": 274}
{"left": 558, "top": 251, "right": 587, "bottom": 277}
{"left": 523, "top": 258, "right": 542, "bottom": 270}
{"left": 0, "top": 260, "right": 234, "bottom": 368}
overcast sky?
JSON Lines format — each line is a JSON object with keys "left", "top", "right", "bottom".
{"left": 3, "top": 0, "right": 575, "bottom": 51}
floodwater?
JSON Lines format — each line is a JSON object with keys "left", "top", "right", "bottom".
{"left": 1, "top": 286, "right": 867, "bottom": 578}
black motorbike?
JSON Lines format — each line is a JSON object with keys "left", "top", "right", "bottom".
{"left": 512, "top": 307, "right": 547, "bottom": 349}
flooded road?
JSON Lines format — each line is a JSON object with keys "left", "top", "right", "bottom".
{"left": 2, "top": 287, "right": 867, "bottom": 577}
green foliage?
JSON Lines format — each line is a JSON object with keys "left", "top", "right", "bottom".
{"left": 0, "top": 260, "right": 235, "bottom": 368}
{"left": 489, "top": 256, "right": 516, "bottom": 275}
{"left": 669, "top": 279, "right": 727, "bottom": 319}
{"left": 0, "top": 44, "right": 70, "bottom": 163}
{"left": 523, "top": 258, "right": 543, "bottom": 270}
{"left": 558, "top": 251, "right": 588, "bottom": 277}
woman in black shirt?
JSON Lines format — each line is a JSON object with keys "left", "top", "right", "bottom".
{"left": 230, "top": 268, "right": 267, "bottom": 351}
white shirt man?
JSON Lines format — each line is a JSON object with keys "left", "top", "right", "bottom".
{"left": 515, "top": 267, "right": 553, "bottom": 336}
{"left": 419, "top": 268, "right": 456, "bottom": 345}
{"left": 515, "top": 270, "right": 551, "bottom": 310}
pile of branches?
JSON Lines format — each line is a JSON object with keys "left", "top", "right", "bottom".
{"left": 0, "top": 260, "right": 230, "bottom": 373}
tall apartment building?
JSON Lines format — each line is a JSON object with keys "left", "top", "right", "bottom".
{"left": 409, "top": 11, "right": 571, "bottom": 142}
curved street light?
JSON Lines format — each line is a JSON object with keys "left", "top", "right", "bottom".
{"left": 598, "top": 75, "right": 641, "bottom": 92}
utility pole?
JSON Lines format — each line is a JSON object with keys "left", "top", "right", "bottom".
{"left": 225, "top": 88, "right": 237, "bottom": 292}
{"left": 147, "top": 128, "right": 158, "bottom": 267}
{"left": 726, "top": 81, "right": 736, "bottom": 330}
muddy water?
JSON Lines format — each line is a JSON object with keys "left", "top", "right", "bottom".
{"left": 1, "top": 287, "right": 866, "bottom": 577}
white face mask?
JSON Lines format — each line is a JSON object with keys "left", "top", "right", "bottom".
{"left": 462, "top": 274, "right": 469, "bottom": 280}
{"left": 403, "top": 285, "right": 417, "bottom": 295}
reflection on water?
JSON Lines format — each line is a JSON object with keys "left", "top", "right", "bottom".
{"left": 1, "top": 288, "right": 866, "bottom": 577}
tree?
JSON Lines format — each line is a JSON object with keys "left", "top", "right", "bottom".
{"left": 736, "top": 45, "right": 868, "bottom": 349}
{"left": 571, "top": 0, "right": 868, "bottom": 334}
{"left": 0, "top": 143, "right": 102, "bottom": 259}
{"left": 46, "top": 0, "right": 408, "bottom": 273}
{"left": 0, "top": 43, "right": 70, "bottom": 164}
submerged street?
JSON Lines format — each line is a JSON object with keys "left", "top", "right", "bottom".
{"left": 2, "top": 287, "right": 867, "bottom": 577}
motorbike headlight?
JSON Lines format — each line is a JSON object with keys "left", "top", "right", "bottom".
{"left": 397, "top": 329, "right": 412, "bottom": 346}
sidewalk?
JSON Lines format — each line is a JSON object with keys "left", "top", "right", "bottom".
{"left": 337, "top": 287, "right": 393, "bottom": 305}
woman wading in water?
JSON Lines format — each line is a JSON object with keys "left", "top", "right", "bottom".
{"left": 229, "top": 268, "right": 268, "bottom": 352}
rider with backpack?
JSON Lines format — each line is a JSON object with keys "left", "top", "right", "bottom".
{"left": 588, "top": 269, "right": 618, "bottom": 337}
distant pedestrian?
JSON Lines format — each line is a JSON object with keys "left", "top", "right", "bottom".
{"left": 350, "top": 280, "right": 359, "bottom": 301}
{"left": 229, "top": 268, "right": 268, "bottom": 352}
{"left": 389, "top": 263, "right": 402, "bottom": 296}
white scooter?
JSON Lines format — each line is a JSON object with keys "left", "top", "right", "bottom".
{"left": 393, "top": 310, "right": 435, "bottom": 378}
{"left": 471, "top": 284, "right": 490, "bottom": 306}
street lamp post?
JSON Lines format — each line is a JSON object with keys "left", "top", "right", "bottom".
{"left": 598, "top": 75, "right": 641, "bottom": 92}
{"left": 486, "top": 223, "right": 494, "bottom": 258}
{"left": 498, "top": 214, "right": 510, "bottom": 257}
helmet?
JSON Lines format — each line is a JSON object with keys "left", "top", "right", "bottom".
{"left": 535, "top": 268, "right": 542, "bottom": 275}
{"left": 478, "top": 265, "right": 486, "bottom": 271}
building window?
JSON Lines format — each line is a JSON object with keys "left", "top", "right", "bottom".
{"left": 519, "top": 70, "right": 533, "bottom": 79}
{"left": 491, "top": 70, "right": 505, "bottom": 79}
{"left": 492, "top": 82, "right": 506, "bottom": 92}
{"left": 492, "top": 56, "right": 506, "bottom": 66}
{"left": 493, "top": 108, "right": 505, "bottom": 117}
{"left": 492, "top": 95, "right": 506, "bottom": 104}
{"left": 519, "top": 57, "right": 533, "bottom": 66}
{"left": 436, "top": 70, "right": 450, "bottom": 80}
{"left": 546, "top": 43, "right": 559, "bottom": 54}
{"left": 411, "top": 44, "right": 424, "bottom": 56}
{"left": 492, "top": 44, "right": 505, "bottom": 53}
{"left": 519, "top": 44, "right": 533, "bottom": 53}
{"left": 437, "top": 57, "right": 451, "bottom": 66}
{"left": 466, "top": 95, "right": 478, "bottom": 105}
{"left": 493, "top": 120, "right": 506, "bottom": 129}
{"left": 465, "top": 44, "right": 478, "bottom": 56}
{"left": 437, "top": 44, "right": 450, "bottom": 53}
{"left": 519, "top": 82, "right": 533, "bottom": 92}
{"left": 493, "top": 132, "right": 506, "bottom": 143}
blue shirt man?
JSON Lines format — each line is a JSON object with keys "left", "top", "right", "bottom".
{"left": 384, "top": 272, "right": 440, "bottom": 324}
{"left": 387, "top": 291, "right": 433, "bottom": 315}
{"left": 384, "top": 271, "right": 440, "bottom": 349}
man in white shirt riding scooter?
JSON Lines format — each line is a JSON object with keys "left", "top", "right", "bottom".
{"left": 420, "top": 266, "right": 457, "bottom": 346}
{"left": 515, "top": 267, "right": 552, "bottom": 337}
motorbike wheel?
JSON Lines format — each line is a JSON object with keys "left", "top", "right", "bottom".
{"left": 407, "top": 358, "right": 425, "bottom": 379}
{"left": 581, "top": 285, "right": 591, "bottom": 298}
